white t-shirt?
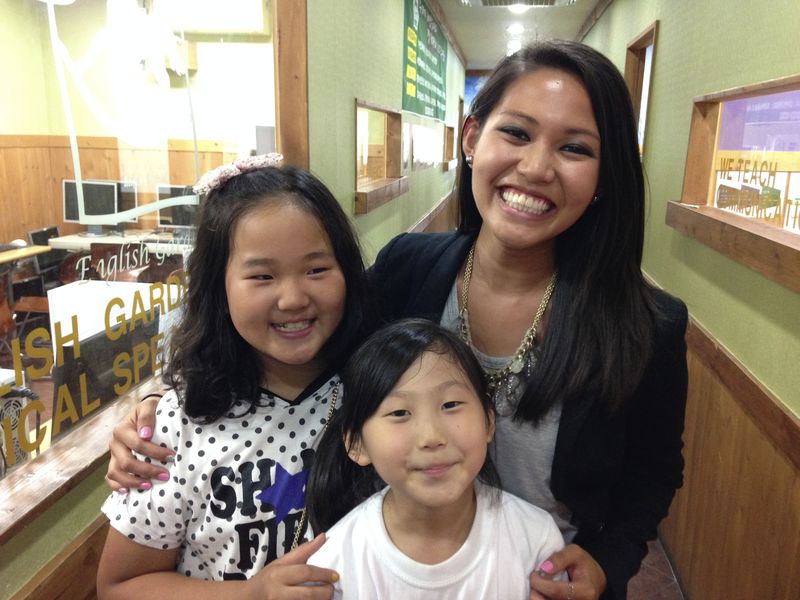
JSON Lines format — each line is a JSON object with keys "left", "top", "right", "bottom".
{"left": 308, "top": 482, "right": 565, "bottom": 599}
{"left": 101, "top": 376, "right": 339, "bottom": 580}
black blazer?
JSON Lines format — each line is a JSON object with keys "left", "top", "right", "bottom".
{"left": 370, "top": 230, "right": 688, "bottom": 600}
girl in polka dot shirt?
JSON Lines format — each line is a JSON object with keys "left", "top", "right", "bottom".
{"left": 97, "top": 160, "right": 375, "bottom": 599}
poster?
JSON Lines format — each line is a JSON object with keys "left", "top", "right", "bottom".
{"left": 403, "top": 0, "right": 447, "bottom": 121}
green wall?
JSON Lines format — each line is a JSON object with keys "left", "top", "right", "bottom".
{"left": 307, "top": 0, "right": 464, "bottom": 262}
{"left": 583, "top": 0, "right": 800, "bottom": 414}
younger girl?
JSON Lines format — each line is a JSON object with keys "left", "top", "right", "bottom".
{"left": 307, "top": 319, "right": 565, "bottom": 599}
{"left": 97, "top": 157, "right": 374, "bottom": 598}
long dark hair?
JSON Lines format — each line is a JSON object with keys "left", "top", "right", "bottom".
{"left": 308, "top": 318, "right": 501, "bottom": 532}
{"left": 164, "top": 165, "right": 375, "bottom": 421}
{"left": 459, "top": 40, "right": 658, "bottom": 418}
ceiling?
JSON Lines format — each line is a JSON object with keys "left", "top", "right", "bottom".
{"left": 436, "top": 0, "right": 603, "bottom": 70}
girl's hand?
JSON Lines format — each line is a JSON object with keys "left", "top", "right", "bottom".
{"left": 105, "top": 395, "right": 174, "bottom": 491}
{"left": 247, "top": 533, "right": 337, "bottom": 600}
{"left": 529, "top": 544, "right": 606, "bottom": 600}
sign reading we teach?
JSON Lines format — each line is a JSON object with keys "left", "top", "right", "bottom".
{"left": 403, "top": 0, "right": 447, "bottom": 121}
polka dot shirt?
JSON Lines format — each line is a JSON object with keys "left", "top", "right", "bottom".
{"left": 101, "top": 375, "right": 339, "bottom": 580}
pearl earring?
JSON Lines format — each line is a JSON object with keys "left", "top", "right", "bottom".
{"left": 465, "top": 154, "right": 474, "bottom": 167}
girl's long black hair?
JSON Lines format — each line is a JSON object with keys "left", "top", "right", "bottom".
{"left": 164, "top": 165, "right": 376, "bottom": 422}
{"left": 458, "top": 40, "right": 659, "bottom": 419}
{"left": 307, "top": 318, "right": 501, "bottom": 532}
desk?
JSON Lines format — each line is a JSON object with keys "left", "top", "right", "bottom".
{"left": 48, "top": 229, "right": 192, "bottom": 255}
{"left": 0, "top": 245, "right": 51, "bottom": 304}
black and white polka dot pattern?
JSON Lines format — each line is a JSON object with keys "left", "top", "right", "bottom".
{"left": 101, "top": 375, "right": 340, "bottom": 580}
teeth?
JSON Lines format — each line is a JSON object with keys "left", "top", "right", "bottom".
{"left": 501, "top": 189, "right": 551, "bottom": 214}
{"left": 274, "top": 320, "right": 311, "bottom": 331}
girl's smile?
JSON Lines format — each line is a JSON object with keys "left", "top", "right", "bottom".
{"left": 225, "top": 200, "right": 346, "bottom": 389}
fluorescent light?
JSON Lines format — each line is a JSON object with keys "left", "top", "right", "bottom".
{"left": 508, "top": 4, "right": 531, "bottom": 14}
{"left": 507, "top": 39, "right": 522, "bottom": 55}
{"left": 506, "top": 23, "right": 524, "bottom": 36}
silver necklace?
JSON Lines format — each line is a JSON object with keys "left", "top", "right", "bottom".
{"left": 458, "top": 244, "right": 556, "bottom": 400}
{"left": 290, "top": 382, "right": 339, "bottom": 550}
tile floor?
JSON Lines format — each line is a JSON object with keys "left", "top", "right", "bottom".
{"left": 628, "top": 538, "right": 685, "bottom": 600}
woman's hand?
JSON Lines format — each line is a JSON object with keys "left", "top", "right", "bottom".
{"left": 530, "top": 544, "right": 607, "bottom": 600}
{"left": 105, "top": 395, "right": 175, "bottom": 491}
{"left": 246, "top": 533, "right": 336, "bottom": 600}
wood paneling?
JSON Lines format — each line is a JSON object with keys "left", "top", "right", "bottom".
{"left": 0, "top": 135, "right": 233, "bottom": 244}
{"left": 660, "top": 318, "right": 800, "bottom": 599}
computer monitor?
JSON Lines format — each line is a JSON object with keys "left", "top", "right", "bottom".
{"left": 63, "top": 179, "right": 119, "bottom": 236}
{"left": 157, "top": 184, "right": 197, "bottom": 230}
{"left": 27, "top": 226, "right": 68, "bottom": 274}
{"left": 117, "top": 181, "right": 139, "bottom": 224}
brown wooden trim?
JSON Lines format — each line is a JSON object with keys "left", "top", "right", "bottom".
{"left": 356, "top": 98, "right": 401, "bottom": 114}
{"left": 408, "top": 190, "right": 454, "bottom": 233}
{"left": 685, "top": 316, "right": 800, "bottom": 471}
{"left": 354, "top": 176, "right": 409, "bottom": 215}
{"left": 0, "top": 378, "right": 162, "bottom": 544}
{"left": 272, "top": 0, "right": 309, "bottom": 169}
{"left": 11, "top": 515, "right": 109, "bottom": 600}
{"left": 665, "top": 201, "right": 800, "bottom": 294}
{"left": 693, "top": 73, "right": 800, "bottom": 104}
{"left": 679, "top": 102, "right": 720, "bottom": 205}
{"left": 624, "top": 21, "right": 658, "bottom": 125}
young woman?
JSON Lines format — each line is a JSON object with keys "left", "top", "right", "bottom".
{"left": 97, "top": 159, "right": 375, "bottom": 598}
{"left": 371, "top": 41, "right": 688, "bottom": 600}
{"left": 306, "top": 319, "right": 565, "bottom": 599}
{"left": 105, "top": 41, "right": 688, "bottom": 600}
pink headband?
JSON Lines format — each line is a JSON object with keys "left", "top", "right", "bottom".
{"left": 193, "top": 153, "right": 284, "bottom": 196}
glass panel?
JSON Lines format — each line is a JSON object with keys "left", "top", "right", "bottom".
{"left": 1, "top": 0, "right": 275, "bottom": 474}
{"left": 712, "top": 89, "right": 800, "bottom": 234}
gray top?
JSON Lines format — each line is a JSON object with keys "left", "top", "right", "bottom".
{"left": 441, "top": 284, "right": 576, "bottom": 543}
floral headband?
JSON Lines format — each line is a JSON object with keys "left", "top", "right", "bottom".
{"left": 193, "top": 152, "right": 284, "bottom": 196}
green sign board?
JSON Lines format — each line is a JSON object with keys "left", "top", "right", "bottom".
{"left": 402, "top": 0, "right": 447, "bottom": 121}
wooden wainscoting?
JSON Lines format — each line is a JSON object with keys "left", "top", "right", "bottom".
{"left": 660, "top": 319, "right": 800, "bottom": 599}
{"left": 11, "top": 516, "right": 108, "bottom": 600}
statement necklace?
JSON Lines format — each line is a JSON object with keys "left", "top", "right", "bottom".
{"left": 290, "top": 381, "right": 339, "bottom": 550}
{"left": 458, "top": 244, "right": 557, "bottom": 401}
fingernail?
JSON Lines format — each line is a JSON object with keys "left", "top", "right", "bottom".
{"left": 117, "top": 487, "right": 128, "bottom": 494}
{"left": 157, "top": 472, "right": 170, "bottom": 481}
{"left": 139, "top": 426, "right": 152, "bottom": 438}
{"left": 331, "top": 571, "right": 339, "bottom": 583}
{"left": 538, "top": 560, "right": 554, "bottom": 575}
{"left": 139, "top": 482, "right": 152, "bottom": 491}
{"left": 164, "top": 454, "right": 176, "bottom": 463}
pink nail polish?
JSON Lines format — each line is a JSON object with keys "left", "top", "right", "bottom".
{"left": 157, "top": 472, "right": 170, "bottom": 481}
{"left": 139, "top": 426, "right": 153, "bottom": 438}
{"left": 139, "top": 482, "right": 152, "bottom": 491}
{"left": 117, "top": 487, "right": 129, "bottom": 494}
{"left": 538, "top": 560, "right": 554, "bottom": 575}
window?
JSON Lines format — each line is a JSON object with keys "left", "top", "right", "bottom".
{"left": 666, "top": 74, "right": 800, "bottom": 294}
{"left": 354, "top": 100, "right": 408, "bottom": 214}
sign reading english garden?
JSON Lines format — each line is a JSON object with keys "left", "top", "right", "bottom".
{"left": 403, "top": 0, "right": 447, "bottom": 121}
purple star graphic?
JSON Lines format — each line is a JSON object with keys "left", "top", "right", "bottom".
{"left": 256, "top": 463, "right": 308, "bottom": 524}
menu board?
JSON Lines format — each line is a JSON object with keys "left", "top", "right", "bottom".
{"left": 402, "top": 0, "right": 447, "bottom": 121}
